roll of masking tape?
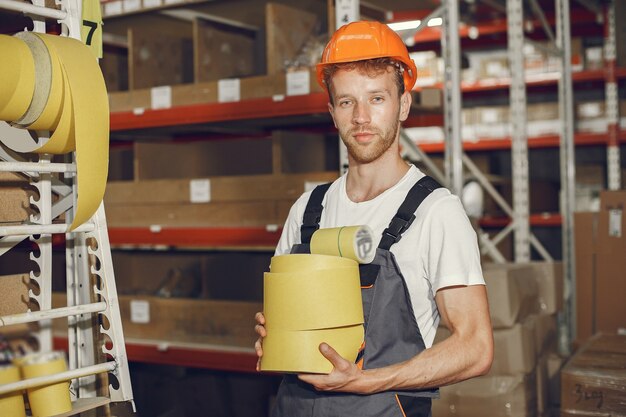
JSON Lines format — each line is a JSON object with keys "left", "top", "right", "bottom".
{"left": 311, "top": 225, "right": 376, "bottom": 264}
{"left": 0, "top": 33, "right": 109, "bottom": 230}
{"left": 0, "top": 364, "right": 26, "bottom": 417}
{"left": 20, "top": 351, "right": 72, "bottom": 417}
{"left": 261, "top": 253, "right": 364, "bottom": 374}
{"left": 261, "top": 325, "right": 364, "bottom": 374}
{"left": 264, "top": 267, "right": 363, "bottom": 330}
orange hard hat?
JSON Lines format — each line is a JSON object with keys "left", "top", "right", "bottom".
{"left": 316, "top": 20, "right": 418, "bottom": 92}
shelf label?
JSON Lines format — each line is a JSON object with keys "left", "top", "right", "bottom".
{"left": 143, "top": 0, "right": 161, "bottom": 8}
{"left": 103, "top": 1, "right": 122, "bottom": 16}
{"left": 609, "top": 209, "right": 622, "bottom": 238}
{"left": 218, "top": 79, "right": 241, "bottom": 103}
{"left": 123, "top": 0, "right": 141, "bottom": 12}
{"left": 335, "top": 0, "right": 359, "bottom": 29}
{"left": 130, "top": 300, "right": 150, "bottom": 324}
{"left": 190, "top": 179, "right": 211, "bottom": 203}
{"left": 286, "top": 70, "right": 310, "bottom": 96}
{"left": 151, "top": 86, "right": 172, "bottom": 110}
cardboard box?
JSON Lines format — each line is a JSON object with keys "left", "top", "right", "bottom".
{"left": 105, "top": 173, "right": 338, "bottom": 206}
{"left": 561, "top": 334, "right": 626, "bottom": 415}
{"left": 433, "top": 373, "right": 537, "bottom": 417}
{"left": 574, "top": 212, "right": 599, "bottom": 343}
{"left": 53, "top": 293, "right": 261, "bottom": 349}
{"left": 483, "top": 263, "right": 539, "bottom": 328}
{"left": 522, "top": 262, "right": 564, "bottom": 315}
{"left": 0, "top": 274, "right": 31, "bottom": 334}
{"left": 595, "top": 191, "right": 626, "bottom": 335}
{"left": 0, "top": 172, "right": 33, "bottom": 223}
{"left": 537, "top": 352, "right": 564, "bottom": 414}
{"left": 530, "top": 313, "right": 558, "bottom": 356}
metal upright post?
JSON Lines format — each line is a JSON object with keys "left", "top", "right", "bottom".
{"left": 556, "top": 0, "right": 577, "bottom": 351}
{"left": 507, "top": 0, "right": 530, "bottom": 262}
{"left": 604, "top": 0, "right": 621, "bottom": 190}
{"left": 442, "top": 0, "right": 463, "bottom": 196}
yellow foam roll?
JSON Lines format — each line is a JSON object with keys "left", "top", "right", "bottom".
{"left": 20, "top": 351, "right": 72, "bottom": 417}
{"left": 0, "top": 364, "right": 26, "bottom": 417}
{"left": 264, "top": 267, "right": 363, "bottom": 330}
{"left": 311, "top": 225, "right": 376, "bottom": 264}
{"left": 260, "top": 324, "right": 364, "bottom": 374}
{"left": 270, "top": 253, "right": 356, "bottom": 273}
{"left": 0, "top": 35, "right": 35, "bottom": 121}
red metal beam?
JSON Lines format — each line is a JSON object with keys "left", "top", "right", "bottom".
{"left": 107, "top": 227, "right": 282, "bottom": 248}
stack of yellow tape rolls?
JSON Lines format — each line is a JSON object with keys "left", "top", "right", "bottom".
{"left": 261, "top": 226, "right": 374, "bottom": 374}
{"left": 0, "top": 32, "right": 109, "bottom": 230}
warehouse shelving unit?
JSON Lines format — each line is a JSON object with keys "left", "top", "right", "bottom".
{"left": 0, "top": 0, "right": 135, "bottom": 414}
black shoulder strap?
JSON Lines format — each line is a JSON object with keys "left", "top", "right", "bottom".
{"left": 378, "top": 175, "right": 443, "bottom": 250}
{"left": 300, "top": 182, "right": 332, "bottom": 244}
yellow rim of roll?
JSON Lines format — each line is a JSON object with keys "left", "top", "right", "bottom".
{"left": 260, "top": 324, "right": 364, "bottom": 374}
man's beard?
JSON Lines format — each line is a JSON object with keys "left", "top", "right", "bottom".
{"left": 340, "top": 117, "right": 400, "bottom": 164}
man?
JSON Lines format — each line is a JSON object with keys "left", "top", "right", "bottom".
{"left": 255, "top": 20, "right": 493, "bottom": 417}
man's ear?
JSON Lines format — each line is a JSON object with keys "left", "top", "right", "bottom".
{"left": 328, "top": 102, "right": 338, "bottom": 128}
{"left": 399, "top": 91, "right": 412, "bottom": 122}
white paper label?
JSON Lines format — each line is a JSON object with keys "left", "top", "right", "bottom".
{"left": 104, "top": 1, "right": 123, "bottom": 15}
{"left": 482, "top": 109, "right": 499, "bottom": 124}
{"left": 335, "top": 0, "right": 359, "bottom": 29}
{"left": 586, "top": 47, "right": 603, "bottom": 62}
{"left": 609, "top": 209, "right": 622, "bottom": 237}
{"left": 151, "top": 86, "right": 172, "bottom": 110}
{"left": 143, "top": 0, "right": 161, "bottom": 7}
{"left": 130, "top": 300, "right": 150, "bottom": 324}
{"left": 123, "top": 0, "right": 141, "bottom": 12}
{"left": 286, "top": 70, "right": 310, "bottom": 96}
{"left": 218, "top": 79, "right": 241, "bottom": 103}
{"left": 190, "top": 179, "right": 211, "bottom": 203}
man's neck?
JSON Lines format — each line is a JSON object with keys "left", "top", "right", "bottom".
{"left": 345, "top": 152, "right": 410, "bottom": 203}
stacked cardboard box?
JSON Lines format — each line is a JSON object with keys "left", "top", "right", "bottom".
{"left": 574, "top": 191, "right": 626, "bottom": 345}
{"left": 561, "top": 333, "right": 626, "bottom": 416}
{"left": 433, "top": 262, "right": 564, "bottom": 417}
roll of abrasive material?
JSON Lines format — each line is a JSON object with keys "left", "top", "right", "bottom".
{"left": 20, "top": 351, "right": 72, "bottom": 417}
{"left": 261, "top": 252, "right": 365, "bottom": 374}
{"left": 0, "top": 364, "right": 26, "bottom": 417}
{"left": 0, "top": 32, "right": 109, "bottom": 230}
{"left": 310, "top": 225, "right": 376, "bottom": 264}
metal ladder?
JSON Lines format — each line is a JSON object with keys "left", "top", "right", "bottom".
{"left": 0, "top": 0, "right": 134, "bottom": 414}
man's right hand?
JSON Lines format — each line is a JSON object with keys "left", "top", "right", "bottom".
{"left": 254, "top": 312, "right": 266, "bottom": 371}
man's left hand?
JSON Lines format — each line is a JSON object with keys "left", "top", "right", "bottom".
{"left": 298, "top": 343, "right": 365, "bottom": 393}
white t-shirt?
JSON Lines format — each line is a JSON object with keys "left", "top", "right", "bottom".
{"left": 275, "top": 165, "right": 485, "bottom": 348}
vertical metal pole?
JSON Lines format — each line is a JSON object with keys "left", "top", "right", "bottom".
{"left": 334, "top": 0, "right": 359, "bottom": 175}
{"left": 605, "top": 1, "right": 621, "bottom": 190}
{"left": 442, "top": 0, "right": 463, "bottom": 196}
{"left": 507, "top": 0, "right": 530, "bottom": 263}
{"left": 557, "top": 0, "right": 576, "bottom": 351}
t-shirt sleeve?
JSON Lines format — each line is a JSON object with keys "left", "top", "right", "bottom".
{"left": 424, "top": 194, "right": 485, "bottom": 293}
{"left": 274, "top": 192, "right": 310, "bottom": 256}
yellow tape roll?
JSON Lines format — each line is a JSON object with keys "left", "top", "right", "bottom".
{"left": 0, "top": 33, "right": 109, "bottom": 230}
{"left": 20, "top": 351, "right": 72, "bottom": 417}
{"left": 261, "top": 325, "right": 364, "bottom": 374}
{"left": 264, "top": 267, "right": 363, "bottom": 330}
{"left": 0, "top": 365, "right": 26, "bottom": 417}
{"left": 270, "top": 253, "right": 355, "bottom": 273}
{"left": 311, "top": 225, "right": 376, "bottom": 263}
{"left": 0, "top": 36, "right": 34, "bottom": 121}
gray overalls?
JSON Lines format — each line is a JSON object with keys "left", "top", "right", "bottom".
{"left": 271, "top": 176, "right": 442, "bottom": 417}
